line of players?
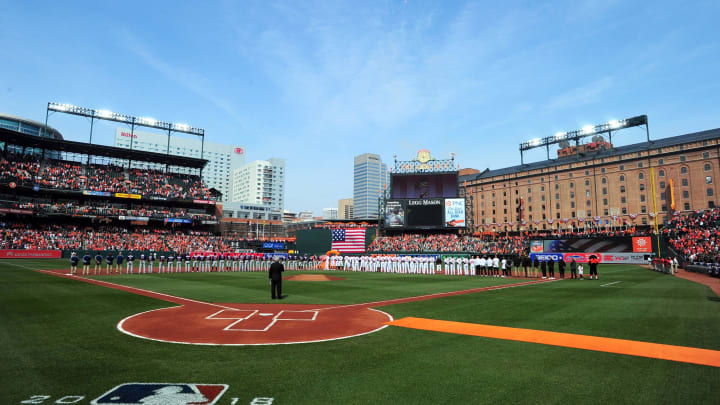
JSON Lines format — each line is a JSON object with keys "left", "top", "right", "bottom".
{"left": 325, "top": 254, "right": 596, "bottom": 279}
{"left": 69, "top": 252, "right": 321, "bottom": 275}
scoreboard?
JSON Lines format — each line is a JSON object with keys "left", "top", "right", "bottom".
{"left": 384, "top": 198, "right": 466, "bottom": 229}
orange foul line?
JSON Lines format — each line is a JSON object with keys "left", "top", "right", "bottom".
{"left": 386, "top": 317, "right": 720, "bottom": 368}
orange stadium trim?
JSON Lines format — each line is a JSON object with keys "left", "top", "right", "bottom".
{"left": 386, "top": 317, "right": 720, "bottom": 368}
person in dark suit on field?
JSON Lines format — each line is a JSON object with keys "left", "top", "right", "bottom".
{"left": 269, "top": 256, "right": 285, "bottom": 299}
{"left": 558, "top": 257, "right": 566, "bottom": 279}
{"left": 548, "top": 257, "right": 555, "bottom": 279}
{"left": 570, "top": 258, "right": 578, "bottom": 279}
{"left": 540, "top": 258, "right": 547, "bottom": 279}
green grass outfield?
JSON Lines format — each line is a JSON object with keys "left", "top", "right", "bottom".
{"left": 2, "top": 259, "right": 719, "bottom": 404}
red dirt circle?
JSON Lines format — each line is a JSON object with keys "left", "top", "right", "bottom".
{"left": 118, "top": 303, "right": 392, "bottom": 345}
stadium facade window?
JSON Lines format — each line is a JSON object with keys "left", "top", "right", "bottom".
{"left": 556, "top": 203, "right": 560, "bottom": 209}
{"left": 704, "top": 152, "right": 710, "bottom": 159}
{"left": 571, "top": 211, "right": 575, "bottom": 218}
{"left": 570, "top": 192, "right": 575, "bottom": 198}
{"left": 662, "top": 204, "right": 667, "bottom": 211}
{"left": 602, "top": 188, "right": 607, "bottom": 195}
{"left": 708, "top": 188, "right": 714, "bottom": 197}
{"left": 680, "top": 155, "right": 686, "bottom": 162}
{"left": 620, "top": 175, "right": 625, "bottom": 182}
{"left": 586, "top": 200, "right": 591, "bottom": 207}
{"left": 585, "top": 170, "right": 589, "bottom": 176}
{"left": 601, "top": 168, "right": 606, "bottom": 173}
{"left": 557, "top": 213, "right": 560, "bottom": 219}
{"left": 570, "top": 182, "right": 574, "bottom": 189}
{"left": 541, "top": 195, "right": 545, "bottom": 201}
{"left": 682, "top": 179, "right": 689, "bottom": 187}
{"left": 638, "top": 162, "right": 643, "bottom": 168}
{"left": 705, "top": 163, "right": 712, "bottom": 171}
{"left": 658, "top": 158, "right": 664, "bottom": 165}
{"left": 639, "top": 172, "right": 644, "bottom": 180}
{"left": 555, "top": 175, "right": 559, "bottom": 180}
{"left": 684, "top": 202, "right": 690, "bottom": 210}
{"left": 555, "top": 184, "right": 559, "bottom": 190}
{"left": 602, "top": 178, "right": 607, "bottom": 184}
{"left": 603, "top": 198, "right": 608, "bottom": 206}
{"left": 569, "top": 173, "right": 573, "bottom": 178}
{"left": 555, "top": 193, "right": 560, "bottom": 200}
{"left": 585, "top": 180, "right": 590, "bottom": 186}
{"left": 604, "top": 209, "right": 609, "bottom": 215}
{"left": 528, "top": 188, "right": 531, "bottom": 193}
{"left": 642, "top": 217, "right": 648, "bottom": 225}
{"left": 622, "top": 207, "right": 627, "bottom": 214}
{"left": 639, "top": 184, "right": 645, "bottom": 191}
{"left": 619, "top": 165, "right": 624, "bottom": 170}
{"left": 660, "top": 181, "right": 666, "bottom": 189}
{"left": 683, "top": 190, "right": 689, "bottom": 198}
{"left": 659, "top": 169, "right": 665, "bottom": 177}
{"left": 570, "top": 202, "right": 575, "bottom": 208}
{"left": 586, "top": 190, "right": 590, "bottom": 197}
{"left": 586, "top": 210, "right": 591, "bottom": 216}
{"left": 620, "top": 186, "right": 626, "bottom": 193}
{"left": 641, "top": 195, "right": 646, "bottom": 202}
{"left": 707, "top": 176, "right": 713, "bottom": 184}
{"left": 541, "top": 186, "right": 545, "bottom": 192}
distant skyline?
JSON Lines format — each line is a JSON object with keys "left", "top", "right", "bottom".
{"left": 1, "top": 0, "right": 719, "bottom": 216}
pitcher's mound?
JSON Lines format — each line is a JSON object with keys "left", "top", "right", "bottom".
{"left": 284, "top": 274, "right": 346, "bottom": 281}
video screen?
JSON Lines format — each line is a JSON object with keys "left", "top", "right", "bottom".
{"left": 385, "top": 200, "right": 406, "bottom": 227}
{"left": 391, "top": 173, "right": 458, "bottom": 199}
{"left": 406, "top": 199, "right": 444, "bottom": 227}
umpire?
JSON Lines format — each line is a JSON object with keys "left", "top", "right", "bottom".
{"left": 269, "top": 256, "right": 285, "bottom": 299}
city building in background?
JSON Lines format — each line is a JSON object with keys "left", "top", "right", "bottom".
{"left": 338, "top": 198, "right": 354, "bottom": 220}
{"left": 353, "top": 153, "right": 388, "bottom": 219}
{"left": 231, "top": 158, "right": 285, "bottom": 212}
{"left": 114, "top": 128, "right": 245, "bottom": 201}
{"left": 221, "top": 201, "right": 282, "bottom": 221}
{"left": 322, "top": 207, "right": 338, "bottom": 220}
{"left": 462, "top": 127, "right": 720, "bottom": 232}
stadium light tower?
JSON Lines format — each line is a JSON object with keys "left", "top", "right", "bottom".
{"left": 518, "top": 115, "right": 648, "bottom": 164}
{"left": 45, "top": 102, "right": 206, "bottom": 163}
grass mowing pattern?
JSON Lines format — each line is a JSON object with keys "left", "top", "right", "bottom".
{"left": 1, "top": 259, "right": 719, "bottom": 404}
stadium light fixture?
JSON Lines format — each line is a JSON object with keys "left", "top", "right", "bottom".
{"left": 518, "top": 114, "right": 649, "bottom": 164}
{"left": 46, "top": 101, "right": 205, "bottom": 136}
{"left": 96, "top": 110, "right": 113, "bottom": 119}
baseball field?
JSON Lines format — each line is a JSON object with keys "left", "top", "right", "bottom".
{"left": 2, "top": 259, "right": 719, "bottom": 404}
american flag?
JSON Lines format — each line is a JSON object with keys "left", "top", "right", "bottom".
{"left": 331, "top": 228, "right": 366, "bottom": 253}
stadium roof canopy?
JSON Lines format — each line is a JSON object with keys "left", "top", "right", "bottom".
{"left": 460, "top": 127, "right": 720, "bottom": 182}
{"left": 0, "top": 127, "right": 209, "bottom": 169}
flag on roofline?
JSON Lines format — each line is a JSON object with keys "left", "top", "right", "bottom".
{"left": 331, "top": 228, "right": 366, "bottom": 253}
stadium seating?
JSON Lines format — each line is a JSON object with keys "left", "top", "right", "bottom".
{"left": 1, "top": 151, "right": 212, "bottom": 200}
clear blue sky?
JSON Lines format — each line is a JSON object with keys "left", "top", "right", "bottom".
{"left": 1, "top": 0, "right": 719, "bottom": 215}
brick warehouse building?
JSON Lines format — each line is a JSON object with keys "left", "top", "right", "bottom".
{"left": 460, "top": 127, "right": 720, "bottom": 232}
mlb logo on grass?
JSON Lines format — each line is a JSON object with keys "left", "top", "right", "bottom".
{"left": 92, "top": 383, "right": 228, "bottom": 405}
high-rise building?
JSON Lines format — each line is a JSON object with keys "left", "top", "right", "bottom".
{"left": 353, "top": 153, "right": 388, "bottom": 219}
{"left": 337, "top": 198, "right": 354, "bottom": 220}
{"left": 231, "top": 158, "right": 285, "bottom": 212}
{"left": 322, "top": 207, "right": 338, "bottom": 220}
{"left": 114, "top": 128, "right": 245, "bottom": 201}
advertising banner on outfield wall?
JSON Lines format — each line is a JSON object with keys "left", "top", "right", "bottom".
{"left": 530, "top": 252, "right": 647, "bottom": 264}
{"left": 0, "top": 250, "right": 61, "bottom": 259}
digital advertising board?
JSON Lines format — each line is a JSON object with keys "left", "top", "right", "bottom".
{"left": 528, "top": 237, "right": 652, "bottom": 264}
{"left": 383, "top": 198, "right": 465, "bottom": 229}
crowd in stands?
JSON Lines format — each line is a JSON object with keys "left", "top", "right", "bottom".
{"left": 368, "top": 233, "right": 529, "bottom": 255}
{"left": 1, "top": 151, "right": 212, "bottom": 200}
{"left": 0, "top": 224, "right": 289, "bottom": 252}
{"left": 665, "top": 208, "right": 720, "bottom": 265}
